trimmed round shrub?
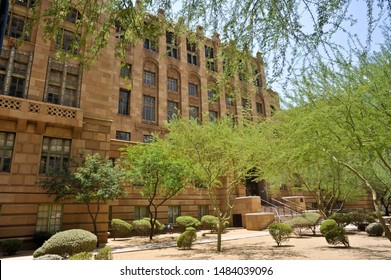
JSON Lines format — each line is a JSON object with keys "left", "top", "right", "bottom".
{"left": 324, "top": 227, "right": 350, "bottom": 247}
{"left": 142, "top": 218, "right": 165, "bottom": 233}
{"left": 33, "top": 229, "right": 97, "bottom": 258}
{"left": 201, "top": 215, "right": 219, "bottom": 231}
{"left": 177, "top": 227, "right": 197, "bottom": 249}
{"left": 328, "top": 213, "right": 352, "bottom": 227}
{"left": 94, "top": 247, "right": 113, "bottom": 260}
{"left": 34, "top": 254, "right": 63, "bottom": 260}
{"left": 68, "top": 252, "right": 93, "bottom": 260}
{"left": 284, "top": 212, "right": 321, "bottom": 235}
{"left": 320, "top": 219, "right": 338, "bottom": 235}
{"left": 132, "top": 219, "right": 151, "bottom": 236}
{"left": 268, "top": 222, "right": 292, "bottom": 246}
{"left": 1, "top": 239, "right": 22, "bottom": 256}
{"left": 110, "top": 219, "right": 133, "bottom": 240}
{"left": 176, "top": 216, "right": 201, "bottom": 232}
{"left": 365, "top": 223, "right": 384, "bottom": 236}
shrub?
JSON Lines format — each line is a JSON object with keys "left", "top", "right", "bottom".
{"left": 176, "top": 216, "right": 201, "bottom": 232}
{"left": 34, "top": 254, "right": 63, "bottom": 260}
{"left": 328, "top": 213, "right": 352, "bottom": 227}
{"left": 320, "top": 219, "right": 338, "bottom": 235}
{"left": 142, "top": 218, "right": 165, "bottom": 233}
{"left": 33, "top": 229, "right": 97, "bottom": 258}
{"left": 268, "top": 222, "right": 292, "bottom": 246}
{"left": 33, "top": 232, "right": 52, "bottom": 247}
{"left": 324, "top": 227, "right": 350, "bottom": 247}
{"left": 201, "top": 215, "right": 219, "bottom": 231}
{"left": 365, "top": 223, "right": 384, "bottom": 236}
{"left": 284, "top": 212, "right": 321, "bottom": 235}
{"left": 177, "top": 227, "right": 197, "bottom": 249}
{"left": 68, "top": 252, "right": 93, "bottom": 260}
{"left": 132, "top": 219, "right": 151, "bottom": 236}
{"left": 348, "top": 211, "right": 376, "bottom": 230}
{"left": 110, "top": 219, "right": 133, "bottom": 240}
{"left": 94, "top": 247, "right": 113, "bottom": 260}
{"left": 1, "top": 239, "right": 22, "bottom": 256}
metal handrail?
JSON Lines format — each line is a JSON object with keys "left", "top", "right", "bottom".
{"left": 270, "top": 198, "right": 302, "bottom": 216}
{"left": 260, "top": 198, "right": 281, "bottom": 222}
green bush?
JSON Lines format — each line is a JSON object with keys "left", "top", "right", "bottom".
{"left": 324, "top": 227, "right": 350, "bottom": 247}
{"left": 34, "top": 254, "right": 63, "bottom": 260}
{"left": 328, "top": 213, "right": 352, "bottom": 227}
{"left": 348, "top": 211, "right": 376, "bottom": 230}
{"left": 132, "top": 219, "right": 151, "bottom": 236}
{"left": 201, "top": 215, "right": 219, "bottom": 231}
{"left": 268, "top": 222, "right": 292, "bottom": 246}
{"left": 142, "top": 218, "right": 165, "bottom": 233}
{"left": 110, "top": 219, "right": 133, "bottom": 240}
{"left": 68, "top": 252, "right": 93, "bottom": 260}
{"left": 94, "top": 247, "right": 113, "bottom": 260}
{"left": 33, "top": 229, "right": 97, "bottom": 258}
{"left": 1, "top": 239, "right": 22, "bottom": 256}
{"left": 176, "top": 216, "right": 201, "bottom": 232}
{"left": 365, "top": 223, "right": 384, "bottom": 236}
{"left": 284, "top": 212, "right": 321, "bottom": 235}
{"left": 320, "top": 219, "right": 338, "bottom": 235}
{"left": 177, "top": 227, "right": 197, "bottom": 249}
{"left": 33, "top": 232, "right": 52, "bottom": 247}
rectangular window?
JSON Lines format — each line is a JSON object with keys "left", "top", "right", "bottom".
{"left": 188, "top": 83, "right": 198, "bottom": 97}
{"left": 225, "top": 94, "right": 234, "bottom": 106}
{"left": 143, "top": 38, "right": 157, "bottom": 51}
{"left": 65, "top": 8, "right": 81, "bottom": 24}
{"left": 56, "top": 29, "right": 80, "bottom": 55}
{"left": 116, "top": 131, "right": 131, "bottom": 141}
{"left": 208, "top": 90, "right": 217, "bottom": 102}
{"left": 36, "top": 204, "right": 63, "bottom": 234}
{"left": 205, "top": 46, "right": 216, "bottom": 71}
{"left": 186, "top": 39, "right": 197, "bottom": 65}
{"left": 168, "top": 206, "right": 181, "bottom": 224}
{"left": 6, "top": 13, "right": 30, "bottom": 41}
{"left": 256, "top": 102, "right": 263, "bottom": 115}
{"left": 9, "top": 77, "right": 25, "bottom": 98}
{"left": 167, "top": 101, "right": 179, "bottom": 122}
{"left": 253, "top": 69, "right": 260, "bottom": 87}
{"left": 0, "top": 132, "right": 15, "bottom": 173}
{"left": 142, "top": 95, "right": 155, "bottom": 121}
{"left": 39, "top": 137, "right": 71, "bottom": 174}
{"left": 242, "top": 98, "right": 250, "bottom": 109}
{"left": 166, "top": 32, "right": 178, "bottom": 59}
{"left": 120, "top": 63, "right": 131, "bottom": 78}
{"left": 143, "top": 135, "right": 154, "bottom": 143}
{"left": 14, "top": 0, "right": 36, "bottom": 8}
{"left": 118, "top": 90, "right": 130, "bottom": 115}
{"left": 198, "top": 205, "right": 209, "bottom": 221}
{"left": 143, "top": 71, "right": 156, "bottom": 86}
{"left": 209, "top": 110, "right": 218, "bottom": 121}
{"left": 167, "top": 78, "right": 178, "bottom": 92}
{"left": 189, "top": 106, "right": 199, "bottom": 120}
{"left": 135, "top": 206, "right": 148, "bottom": 220}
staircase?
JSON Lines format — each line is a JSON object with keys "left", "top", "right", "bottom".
{"left": 260, "top": 198, "right": 302, "bottom": 222}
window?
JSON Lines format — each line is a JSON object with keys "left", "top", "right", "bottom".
{"left": 209, "top": 110, "right": 218, "bottom": 121}
{"left": 167, "top": 101, "right": 179, "bottom": 122}
{"left": 118, "top": 90, "right": 130, "bottom": 115}
{"left": 166, "top": 32, "right": 178, "bottom": 59}
{"left": 205, "top": 46, "right": 216, "bottom": 71}
{"left": 143, "top": 71, "right": 156, "bottom": 86}
{"left": 256, "top": 102, "right": 263, "bottom": 115}
{"left": 120, "top": 63, "right": 131, "bottom": 78}
{"left": 242, "top": 98, "right": 250, "bottom": 109}
{"left": 135, "top": 206, "right": 148, "bottom": 220}
{"left": 253, "top": 69, "right": 260, "bottom": 87}
{"left": 142, "top": 95, "right": 155, "bottom": 121}
{"left": 14, "top": 0, "right": 35, "bottom": 8}
{"left": 65, "top": 8, "right": 81, "bottom": 24}
{"left": 198, "top": 205, "right": 209, "bottom": 221}
{"left": 208, "top": 90, "right": 217, "bottom": 102}
{"left": 186, "top": 39, "right": 197, "bottom": 65}
{"left": 168, "top": 206, "right": 181, "bottom": 224}
{"left": 6, "top": 13, "right": 30, "bottom": 41}
{"left": 36, "top": 204, "right": 63, "bottom": 234}
{"left": 39, "top": 137, "right": 71, "bottom": 174}
{"left": 116, "top": 131, "right": 131, "bottom": 141}
{"left": 225, "top": 94, "right": 234, "bottom": 106}
{"left": 144, "top": 38, "right": 157, "bottom": 51}
{"left": 188, "top": 83, "right": 198, "bottom": 97}
{"left": 45, "top": 60, "right": 81, "bottom": 108}
{"left": 9, "top": 77, "right": 25, "bottom": 98}
{"left": 143, "top": 135, "right": 154, "bottom": 143}
{"left": 189, "top": 106, "right": 199, "bottom": 120}
{"left": 56, "top": 29, "right": 80, "bottom": 55}
{"left": 167, "top": 78, "right": 178, "bottom": 92}
{"left": 0, "top": 132, "right": 15, "bottom": 172}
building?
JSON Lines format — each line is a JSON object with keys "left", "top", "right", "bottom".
{"left": 0, "top": 1, "right": 280, "bottom": 244}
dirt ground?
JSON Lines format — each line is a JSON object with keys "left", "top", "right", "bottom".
{"left": 109, "top": 228, "right": 391, "bottom": 260}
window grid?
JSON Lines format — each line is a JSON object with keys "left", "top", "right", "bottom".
{"left": 143, "top": 71, "right": 156, "bottom": 86}
{"left": 167, "top": 101, "right": 179, "bottom": 122}
{"left": 143, "top": 38, "right": 157, "bottom": 51}
{"left": 36, "top": 204, "right": 63, "bottom": 234}
{"left": 6, "top": 12, "right": 30, "bottom": 41}
{"left": 118, "top": 90, "right": 130, "bottom": 115}
{"left": 0, "top": 132, "right": 15, "bottom": 172}
{"left": 120, "top": 63, "right": 131, "bottom": 78}
{"left": 187, "top": 39, "right": 197, "bottom": 65}
{"left": 168, "top": 206, "right": 181, "bottom": 224}
{"left": 188, "top": 83, "right": 198, "bottom": 97}
{"left": 198, "top": 205, "right": 209, "bottom": 221}
{"left": 167, "top": 78, "right": 178, "bottom": 92}
{"left": 205, "top": 46, "right": 216, "bottom": 71}
{"left": 256, "top": 102, "right": 263, "bottom": 115}
{"left": 56, "top": 29, "right": 80, "bottom": 55}
{"left": 166, "top": 32, "right": 178, "bottom": 59}
{"left": 142, "top": 95, "right": 156, "bottom": 121}
{"left": 209, "top": 110, "right": 218, "bottom": 121}
{"left": 116, "top": 131, "right": 131, "bottom": 141}
{"left": 189, "top": 106, "right": 199, "bottom": 120}
{"left": 39, "top": 137, "right": 71, "bottom": 174}
{"left": 135, "top": 206, "right": 148, "bottom": 220}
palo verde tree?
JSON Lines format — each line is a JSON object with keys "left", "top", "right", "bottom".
{"left": 39, "top": 153, "right": 126, "bottom": 245}
{"left": 166, "top": 117, "right": 253, "bottom": 252}
{"left": 121, "top": 140, "right": 190, "bottom": 240}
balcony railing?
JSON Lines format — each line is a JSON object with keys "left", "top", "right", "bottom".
{"left": 0, "top": 95, "right": 83, "bottom": 128}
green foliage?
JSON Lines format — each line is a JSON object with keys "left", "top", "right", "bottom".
{"left": 131, "top": 219, "right": 151, "bottom": 236}
{"left": 320, "top": 219, "right": 338, "bottom": 235}
{"left": 34, "top": 254, "right": 63, "bottom": 260}
{"left": 349, "top": 211, "right": 376, "bottom": 230}
{"left": 177, "top": 227, "right": 197, "bottom": 250}
{"left": 1, "top": 239, "right": 22, "bottom": 256}
{"left": 328, "top": 213, "right": 352, "bottom": 228}
{"left": 68, "top": 252, "right": 93, "bottom": 260}
{"left": 33, "top": 229, "right": 97, "bottom": 258}
{"left": 94, "top": 247, "right": 113, "bottom": 260}
{"left": 142, "top": 218, "right": 165, "bottom": 233}
{"left": 176, "top": 216, "right": 201, "bottom": 232}
{"left": 324, "top": 227, "right": 350, "bottom": 247}
{"left": 268, "top": 222, "right": 292, "bottom": 246}
{"left": 284, "top": 212, "right": 321, "bottom": 235}
{"left": 365, "top": 223, "right": 384, "bottom": 236}
{"left": 201, "top": 215, "right": 219, "bottom": 232}
{"left": 110, "top": 219, "right": 133, "bottom": 240}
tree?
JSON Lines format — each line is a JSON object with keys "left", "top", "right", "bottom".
{"left": 166, "top": 117, "right": 253, "bottom": 252}
{"left": 121, "top": 140, "right": 189, "bottom": 240}
{"left": 39, "top": 153, "right": 126, "bottom": 245}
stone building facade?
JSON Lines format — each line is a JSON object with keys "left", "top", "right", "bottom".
{"left": 0, "top": 1, "right": 280, "bottom": 243}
